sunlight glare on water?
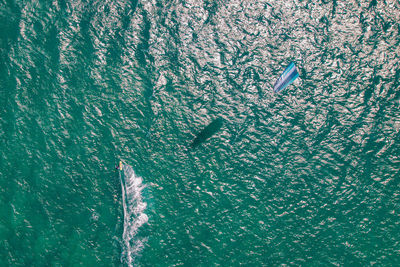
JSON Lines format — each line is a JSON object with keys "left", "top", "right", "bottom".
{"left": 0, "top": 0, "right": 399, "bottom": 265}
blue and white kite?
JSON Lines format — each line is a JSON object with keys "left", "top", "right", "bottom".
{"left": 273, "top": 62, "right": 299, "bottom": 93}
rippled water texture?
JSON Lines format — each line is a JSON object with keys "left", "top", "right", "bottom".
{"left": 1, "top": 0, "right": 400, "bottom": 265}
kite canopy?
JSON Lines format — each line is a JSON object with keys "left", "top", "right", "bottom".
{"left": 273, "top": 62, "right": 299, "bottom": 93}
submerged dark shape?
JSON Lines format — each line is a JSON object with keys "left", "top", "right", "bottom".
{"left": 190, "top": 117, "right": 224, "bottom": 148}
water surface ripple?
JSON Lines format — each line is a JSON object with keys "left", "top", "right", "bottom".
{"left": 1, "top": 0, "right": 399, "bottom": 265}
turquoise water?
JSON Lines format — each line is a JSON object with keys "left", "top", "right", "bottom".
{"left": 1, "top": 0, "right": 400, "bottom": 265}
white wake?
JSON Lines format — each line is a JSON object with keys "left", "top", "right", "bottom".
{"left": 119, "top": 162, "right": 148, "bottom": 266}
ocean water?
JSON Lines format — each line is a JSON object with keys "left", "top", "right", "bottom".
{"left": 1, "top": 0, "right": 400, "bottom": 265}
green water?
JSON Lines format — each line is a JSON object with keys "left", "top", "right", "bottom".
{"left": 1, "top": 0, "right": 400, "bottom": 265}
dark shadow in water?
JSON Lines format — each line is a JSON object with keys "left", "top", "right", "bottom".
{"left": 190, "top": 117, "right": 224, "bottom": 148}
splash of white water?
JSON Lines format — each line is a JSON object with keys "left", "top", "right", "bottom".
{"left": 119, "top": 162, "right": 148, "bottom": 266}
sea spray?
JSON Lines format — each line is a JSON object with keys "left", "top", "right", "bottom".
{"left": 119, "top": 162, "right": 148, "bottom": 266}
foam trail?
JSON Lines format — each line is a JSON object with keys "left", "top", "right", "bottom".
{"left": 119, "top": 162, "right": 148, "bottom": 266}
